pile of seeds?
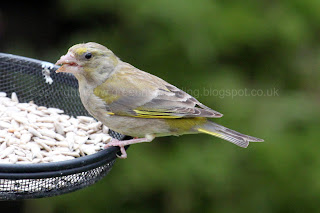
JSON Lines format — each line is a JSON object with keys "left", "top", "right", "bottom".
{"left": 0, "top": 92, "right": 112, "bottom": 164}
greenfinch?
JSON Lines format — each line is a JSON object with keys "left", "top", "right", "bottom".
{"left": 56, "top": 42, "right": 263, "bottom": 158}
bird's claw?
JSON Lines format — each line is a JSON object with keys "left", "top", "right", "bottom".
{"left": 104, "top": 136, "right": 154, "bottom": 159}
{"left": 116, "top": 146, "right": 127, "bottom": 159}
{"left": 105, "top": 139, "right": 127, "bottom": 159}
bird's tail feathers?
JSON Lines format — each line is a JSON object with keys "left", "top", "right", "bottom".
{"left": 197, "top": 121, "right": 264, "bottom": 148}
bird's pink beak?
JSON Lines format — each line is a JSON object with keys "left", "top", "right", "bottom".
{"left": 55, "top": 52, "right": 79, "bottom": 73}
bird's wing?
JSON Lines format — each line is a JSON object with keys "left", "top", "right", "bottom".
{"left": 93, "top": 63, "right": 223, "bottom": 118}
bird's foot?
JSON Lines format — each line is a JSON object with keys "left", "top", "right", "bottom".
{"left": 104, "top": 135, "right": 155, "bottom": 159}
{"left": 104, "top": 138, "right": 127, "bottom": 159}
{"left": 117, "top": 145, "right": 127, "bottom": 159}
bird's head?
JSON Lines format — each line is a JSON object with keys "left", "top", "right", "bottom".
{"left": 55, "top": 42, "right": 119, "bottom": 83}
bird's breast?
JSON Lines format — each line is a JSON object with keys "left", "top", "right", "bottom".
{"left": 78, "top": 83, "right": 111, "bottom": 118}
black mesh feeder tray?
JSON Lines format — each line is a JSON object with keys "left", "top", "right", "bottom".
{"left": 0, "top": 53, "right": 129, "bottom": 200}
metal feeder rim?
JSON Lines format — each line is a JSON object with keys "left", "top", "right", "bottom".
{"left": 0, "top": 144, "right": 129, "bottom": 179}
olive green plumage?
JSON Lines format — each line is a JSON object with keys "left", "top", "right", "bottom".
{"left": 56, "top": 42, "right": 263, "bottom": 158}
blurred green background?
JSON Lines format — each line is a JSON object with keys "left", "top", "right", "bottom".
{"left": 1, "top": 0, "right": 320, "bottom": 212}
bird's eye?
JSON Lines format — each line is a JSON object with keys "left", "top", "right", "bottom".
{"left": 84, "top": 52, "right": 92, "bottom": 59}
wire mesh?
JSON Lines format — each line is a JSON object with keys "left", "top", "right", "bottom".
{"left": 0, "top": 53, "right": 126, "bottom": 200}
{"left": 0, "top": 161, "right": 115, "bottom": 200}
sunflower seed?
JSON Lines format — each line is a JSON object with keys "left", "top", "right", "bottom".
{"left": 11, "top": 92, "right": 19, "bottom": 103}
{"left": 28, "top": 127, "right": 42, "bottom": 138}
{"left": 0, "top": 92, "right": 113, "bottom": 164}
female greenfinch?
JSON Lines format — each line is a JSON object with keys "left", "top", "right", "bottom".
{"left": 56, "top": 42, "right": 263, "bottom": 158}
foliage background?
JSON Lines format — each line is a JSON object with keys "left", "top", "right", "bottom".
{"left": 1, "top": 0, "right": 320, "bottom": 212}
